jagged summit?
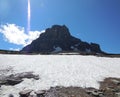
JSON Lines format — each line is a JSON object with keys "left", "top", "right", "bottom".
{"left": 21, "top": 25, "right": 103, "bottom": 54}
{"left": 40, "top": 25, "right": 71, "bottom": 39}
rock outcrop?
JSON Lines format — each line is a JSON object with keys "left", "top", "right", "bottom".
{"left": 0, "top": 72, "right": 39, "bottom": 86}
{"left": 21, "top": 25, "right": 104, "bottom": 54}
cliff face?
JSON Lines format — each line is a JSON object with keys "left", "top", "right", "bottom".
{"left": 21, "top": 25, "right": 103, "bottom": 54}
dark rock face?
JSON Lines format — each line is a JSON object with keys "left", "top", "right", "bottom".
{"left": 21, "top": 25, "right": 103, "bottom": 54}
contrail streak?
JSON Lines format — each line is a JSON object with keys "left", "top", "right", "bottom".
{"left": 27, "top": 0, "right": 31, "bottom": 33}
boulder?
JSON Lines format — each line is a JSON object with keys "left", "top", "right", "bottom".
{"left": 10, "top": 72, "right": 39, "bottom": 80}
{"left": 6, "top": 78, "right": 23, "bottom": 85}
{"left": 19, "top": 89, "right": 33, "bottom": 97}
{"left": 35, "top": 90, "right": 46, "bottom": 97}
{"left": 0, "top": 72, "right": 39, "bottom": 86}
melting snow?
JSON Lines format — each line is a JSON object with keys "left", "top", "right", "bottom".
{"left": 70, "top": 46, "right": 74, "bottom": 49}
{"left": 53, "top": 46, "right": 62, "bottom": 53}
{"left": 75, "top": 43, "right": 80, "bottom": 46}
{"left": 86, "top": 49, "right": 91, "bottom": 53}
{"left": 70, "top": 46, "right": 78, "bottom": 51}
{"left": 0, "top": 54, "right": 120, "bottom": 97}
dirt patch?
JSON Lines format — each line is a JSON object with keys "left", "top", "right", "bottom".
{"left": 45, "top": 86, "right": 92, "bottom": 97}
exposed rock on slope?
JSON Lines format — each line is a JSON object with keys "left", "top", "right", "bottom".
{"left": 0, "top": 72, "right": 39, "bottom": 86}
{"left": 21, "top": 25, "right": 103, "bottom": 54}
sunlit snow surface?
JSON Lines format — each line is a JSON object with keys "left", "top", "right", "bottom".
{"left": 0, "top": 54, "right": 120, "bottom": 97}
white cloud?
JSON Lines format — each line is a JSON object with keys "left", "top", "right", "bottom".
{"left": 0, "top": 23, "right": 44, "bottom": 46}
{"left": 25, "top": 30, "right": 45, "bottom": 45}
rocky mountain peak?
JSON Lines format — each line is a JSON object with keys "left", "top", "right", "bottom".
{"left": 40, "top": 25, "right": 71, "bottom": 40}
{"left": 21, "top": 25, "right": 104, "bottom": 54}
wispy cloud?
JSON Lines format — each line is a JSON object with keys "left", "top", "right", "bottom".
{"left": 0, "top": 23, "right": 44, "bottom": 46}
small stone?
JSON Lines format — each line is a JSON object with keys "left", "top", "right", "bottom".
{"left": 28, "top": 95, "right": 36, "bottom": 97}
{"left": 29, "top": 91, "right": 36, "bottom": 97}
{"left": 35, "top": 90, "right": 45, "bottom": 97}
{"left": 9, "top": 94, "right": 14, "bottom": 97}
{"left": 112, "top": 79, "right": 120, "bottom": 85}
{"left": 19, "top": 89, "right": 33, "bottom": 97}
{"left": 86, "top": 89, "right": 104, "bottom": 97}
{"left": 92, "top": 91, "right": 99, "bottom": 96}
{"left": 115, "top": 92, "right": 120, "bottom": 97}
{"left": 71, "top": 95, "right": 75, "bottom": 97}
{"left": 34, "top": 75, "right": 40, "bottom": 80}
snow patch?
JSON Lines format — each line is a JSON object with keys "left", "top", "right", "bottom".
{"left": 75, "top": 43, "right": 80, "bottom": 46}
{"left": 53, "top": 46, "right": 62, "bottom": 53}
{"left": 86, "top": 49, "right": 91, "bottom": 53}
{"left": 71, "top": 46, "right": 79, "bottom": 51}
{"left": 71, "top": 46, "right": 74, "bottom": 49}
{"left": 0, "top": 54, "right": 120, "bottom": 97}
{"left": 73, "top": 48, "right": 78, "bottom": 51}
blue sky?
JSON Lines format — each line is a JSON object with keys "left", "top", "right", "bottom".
{"left": 0, "top": 0, "right": 120, "bottom": 53}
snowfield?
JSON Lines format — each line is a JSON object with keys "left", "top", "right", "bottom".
{"left": 0, "top": 54, "right": 120, "bottom": 97}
